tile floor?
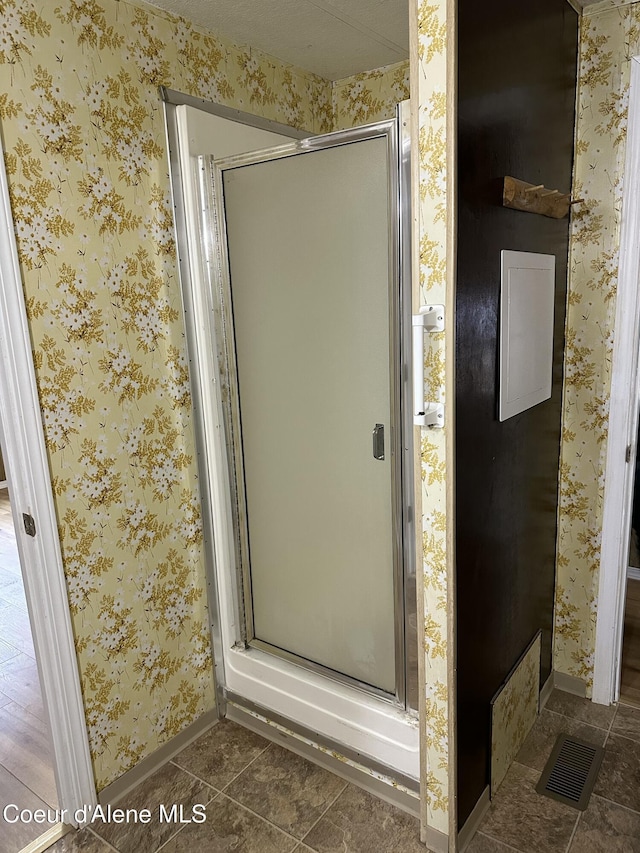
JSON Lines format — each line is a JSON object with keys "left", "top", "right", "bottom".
{"left": 38, "top": 690, "right": 640, "bottom": 853}
{"left": 49, "top": 719, "right": 425, "bottom": 853}
{"left": 468, "top": 690, "right": 640, "bottom": 853}
{"left": 2, "top": 468, "right": 636, "bottom": 853}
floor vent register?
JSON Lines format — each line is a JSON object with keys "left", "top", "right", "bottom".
{"left": 536, "top": 734, "right": 604, "bottom": 811}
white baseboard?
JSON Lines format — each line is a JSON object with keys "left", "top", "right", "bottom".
{"left": 457, "top": 785, "right": 490, "bottom": 852}
{"left": 539, "top": 671, "right": 555, "bottom": 710}
{"left": 554, "top": 671, "right": 587, "bottom": 698}
{"left": 421, "top": 824, "right": 449, "bottom": 853}
{"left": 98, "top": 708, "right": 218, "bottom": 805}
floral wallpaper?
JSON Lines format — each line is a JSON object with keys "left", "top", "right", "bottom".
{"left": 555, "top": 0, "right": 639, "bottom": 694}
{"left": 332, "top": 60, "right": 410, "bottom": 130}
{"left": 414, "top": 0, "right": 452, "bottom": 840}
{"left": 0, "top": 0, "right": 416, "bottom": 792}
{"left": 490, "top": 634, "right": 541, "bottom": 796}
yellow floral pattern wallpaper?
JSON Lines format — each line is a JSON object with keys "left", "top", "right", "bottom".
{"left": 0, "top": 0, "right": 407, "bottom": 790}
{"left": 414, "top": 0, "right": 452, "bottom": 839}
{"left": 491, "top": 634, "right": 541, "bottom": 796}
{"left": 555, "top": 0, "right": 639, "bottom": 693}
{"left": 332, "top": 60, "right": 410, "bottom": 130}
{"left": 22, "top": 0, "right": 636, "bottom": 828}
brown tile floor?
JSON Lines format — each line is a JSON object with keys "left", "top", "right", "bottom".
{"left": 468, "top": 689, "right": 640, "bottom": 853}
{"left": 49, "top": 719, "right": 424, "bottom": 853}
{"left": 43, "top": 690, "right": 640, "bottom": 853}
{"left": 0, "top": 489, "right": 58, "bottom": 853}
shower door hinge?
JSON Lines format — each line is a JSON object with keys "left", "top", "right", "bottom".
{"left": 412, "top": 306, "right": 445, "bottom": 428}
{"left": 23, "top": 513, "right": 36, "bottom": 537}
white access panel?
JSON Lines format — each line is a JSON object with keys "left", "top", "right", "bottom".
{"left": 499, "top": 250, "right": 555, "bottom": 422}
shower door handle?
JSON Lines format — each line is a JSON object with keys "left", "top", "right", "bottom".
{"left": 372, "top": 424, "right": 385, "bottom": 460}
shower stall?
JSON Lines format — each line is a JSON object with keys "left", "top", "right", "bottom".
{"left": 165, "top": 92, "right": 419, "bottom": 791}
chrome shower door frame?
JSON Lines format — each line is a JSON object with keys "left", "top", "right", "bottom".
{"left": 201, "top": 112, "right": 416, "bottom": 709}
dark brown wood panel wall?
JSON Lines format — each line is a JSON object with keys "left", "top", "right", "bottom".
{"left": 455, "top": 0, "right": 578, "bottom": 827}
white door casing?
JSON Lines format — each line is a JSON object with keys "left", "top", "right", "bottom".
{"left": 0, "top": 135, "right": 96, "bottom": 822}
{"left": 593, "top": 56, "right": 640, "bottom": 706}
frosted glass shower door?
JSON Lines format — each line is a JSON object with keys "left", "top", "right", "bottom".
{"left": 221, "top": 134, "right": 397, "bottom": 695}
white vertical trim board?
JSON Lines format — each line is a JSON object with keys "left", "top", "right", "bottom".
{"left": 0, "top": 136, "right": 97, "bottom": 819}
{"left": 593, "top": 56, "right": 640, "bottom": 706}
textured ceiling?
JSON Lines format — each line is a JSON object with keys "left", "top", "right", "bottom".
{"left": 145, "top": 0, "right": 409, "bottom": 80}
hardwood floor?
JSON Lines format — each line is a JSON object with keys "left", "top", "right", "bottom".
{"left": 0, "top": 489, "right": 58, "bottom": 853}
{"left": 620, "top": 577, "right": 640, "bottom": 708}
{"left": 0, "top": 765, "right": 51, "bottom": 853}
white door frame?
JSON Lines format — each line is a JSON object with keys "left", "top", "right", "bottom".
{"left": 0, "top": 137, "right": 96, "bottom": 819}
{"left": 593, "top": 55, "right": 640, "bottom": 706}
